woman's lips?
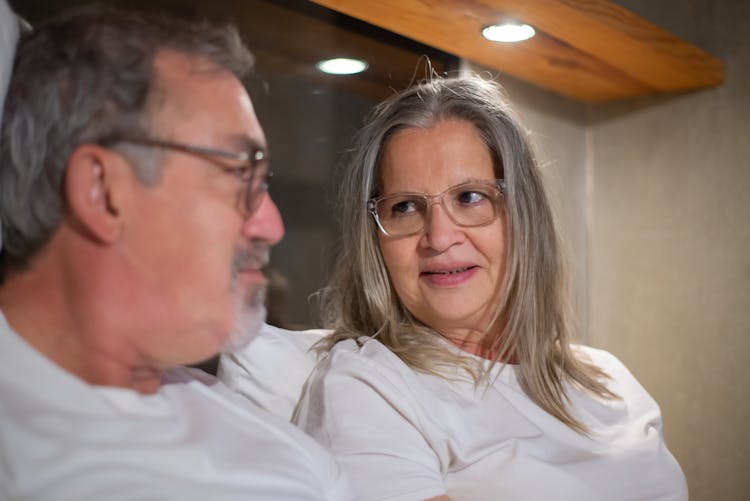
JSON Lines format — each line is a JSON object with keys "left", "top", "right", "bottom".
{"left": 420, "top": 265, "right": 478, "bottom": 286}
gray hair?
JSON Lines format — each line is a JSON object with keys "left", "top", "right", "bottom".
{"left": 319, "top": 76, "right": 616, "bottom": 433}
{"left": 0, "top": 6, "right": 254, "bottom": 281}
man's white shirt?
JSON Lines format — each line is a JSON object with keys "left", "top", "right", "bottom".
{"left": 0, "top": 312, "right": 352, "bottom": 500}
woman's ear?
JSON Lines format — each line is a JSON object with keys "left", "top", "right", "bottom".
{"left": 64, "top": 144, "right": 128, "bottom": 244}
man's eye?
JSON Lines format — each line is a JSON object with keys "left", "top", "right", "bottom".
{"left": 232, "top": 165, "right": 254, "bottom": 181}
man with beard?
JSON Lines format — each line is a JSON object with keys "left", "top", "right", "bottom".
{"left": 0, "top": 5, "right": 351, "bottom": 500}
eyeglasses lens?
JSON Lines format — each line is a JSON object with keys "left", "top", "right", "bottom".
{"left": 243, "top": 170, "right": 273, "bottom": 215}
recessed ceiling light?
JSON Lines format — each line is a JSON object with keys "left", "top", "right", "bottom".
{"left": 316, "top": 58, "right": 368, "bottom": 75}
{"left": 482, "top": 23, "right": 536, "bottom": 43}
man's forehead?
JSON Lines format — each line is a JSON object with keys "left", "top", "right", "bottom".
{"left": 149, "top": 50, "right": 264, "bottom": 145}
{"left": 153, "top": 49, "right": 235, "bottom": 84}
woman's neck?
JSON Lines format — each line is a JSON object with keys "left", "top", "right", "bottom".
{"left": 438, "top": 327, "right": 498, "bottom": 360}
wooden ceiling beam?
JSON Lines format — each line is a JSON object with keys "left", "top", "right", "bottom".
{"left": 306, "top": 0, "right": 724, "bottom": 102}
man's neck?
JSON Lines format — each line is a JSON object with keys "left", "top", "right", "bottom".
{"left": 0, "top": 240, "right": 163, "bottom": 394}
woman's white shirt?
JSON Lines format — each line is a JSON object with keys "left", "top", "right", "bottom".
{"left": 294, "top": 337, "right": 687, "bottom": 501}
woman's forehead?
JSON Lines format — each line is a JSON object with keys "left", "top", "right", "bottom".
{"left": 378, "top": 120, "right": 494, "bottom": 194}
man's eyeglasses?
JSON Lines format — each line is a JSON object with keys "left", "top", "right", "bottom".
{"left": 368, "top": 179, "right": 506, "bottom": 237}
{"left": 100, "top": 137, "right": 272, "bottom": 216}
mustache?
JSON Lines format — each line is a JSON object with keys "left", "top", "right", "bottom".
{"left": 231, "top": 241, "right": 270, "bottom": 277}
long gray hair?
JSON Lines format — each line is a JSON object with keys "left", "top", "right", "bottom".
{"left": 0, "top": 6, "right": 254, "bottom": 281}
{"left": 319, "top": 75, "right": 616, "bottom": 433}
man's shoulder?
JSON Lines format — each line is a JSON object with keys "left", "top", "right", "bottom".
{"left": 2, "top": 360, "right": 350, "bottom": 500}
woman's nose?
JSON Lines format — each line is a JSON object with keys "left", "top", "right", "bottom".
{"left": 420, "top": 202, "right": 464, "bottom": 251}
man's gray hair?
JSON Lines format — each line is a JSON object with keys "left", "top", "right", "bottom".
{"left": 0, "top": 0, "right": 21, "bottom": 252}
{"left": 0, "top": 5, "right": 254, "bottom": 281}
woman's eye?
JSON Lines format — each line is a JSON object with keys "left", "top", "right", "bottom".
{"left": 390, "top": 199, "right": 419, "bottom": 216}
{"left": 456, "top": 190, "right": 488, "bottom": 205}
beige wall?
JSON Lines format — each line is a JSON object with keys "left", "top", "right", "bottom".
{"left": 473, "top": 1, "right": 749, "bottom": 499}
{"left": 587, "top": 1, "right": 750, "bottom": 499}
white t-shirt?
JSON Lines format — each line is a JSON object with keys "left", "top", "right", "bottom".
{"left": 294, "top": 337, "right": 688, "bottom": 501}
{"left": 0, "top": 312, "right": 352, "bottom": 501}
{"left": 219, "top": 323, "right": 327, "bottom": 420}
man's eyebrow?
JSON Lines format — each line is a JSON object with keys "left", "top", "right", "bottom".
{"left": 225, "top": 134, "right": 268, "bottom": 157}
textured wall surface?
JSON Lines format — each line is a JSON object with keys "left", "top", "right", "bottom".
{"left": 586, "top": 1, "right": 750, "bottom": 499}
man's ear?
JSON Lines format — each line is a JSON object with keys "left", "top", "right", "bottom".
{"left": 64, "top": 144, "right": 129, "bottom": 244}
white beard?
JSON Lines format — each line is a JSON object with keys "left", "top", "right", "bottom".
{"left": 222, "top": 283, "right": 267, "bottom": 353}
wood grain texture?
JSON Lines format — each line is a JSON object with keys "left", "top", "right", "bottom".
{"left": 306, "top": 0, "right": 724, "bottom": 102}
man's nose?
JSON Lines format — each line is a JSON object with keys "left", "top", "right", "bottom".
{"left": 242, "top": 192, "right": 285, "bottom": 246}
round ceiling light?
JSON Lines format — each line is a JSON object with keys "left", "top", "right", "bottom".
{"left": 482, "top": 23, "right": 536, "bottom": 43}
{"left": 316, "top": 57, "right": 368, "bottom": 75}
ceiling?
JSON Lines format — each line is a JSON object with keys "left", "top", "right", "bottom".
{"left": 10, "top": 0, "right": 724, "bottom": 103}
{"left": 306, "top": 0, "right": 725, "bottom": 103}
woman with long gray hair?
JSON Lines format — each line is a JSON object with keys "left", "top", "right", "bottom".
{"left": 293, "top": 75, "right": 686, "bottom": 501}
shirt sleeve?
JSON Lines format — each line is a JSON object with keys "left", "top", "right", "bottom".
{"left": 294, "top": 346, "right": 447, "bottom": 501}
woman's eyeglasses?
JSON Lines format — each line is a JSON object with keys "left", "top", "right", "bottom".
{"left": 367, "top": 179, "right": 506, "bottom": 237}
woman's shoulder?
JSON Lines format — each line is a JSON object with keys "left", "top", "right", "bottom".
{"left": 296, "top": 337, "right": 442, "bottom": 437}
{"left": 305, "top": 336, "right": 466, "bottom": 419}
{"left": 318, "top": 337, "right": 417, "bottom": 385}
{"left": 571, "top": 344, "right": 660, "bottom": 417}
{"left": 572, "top": 344, "right": 625, "bottom": 370}
{"left": 572, "top": 345, "right": 639, "bottom": 384}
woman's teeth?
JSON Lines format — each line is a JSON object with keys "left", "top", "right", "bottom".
{"left": 428, "top": 266, "right": 472, "bottom": 275}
